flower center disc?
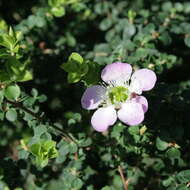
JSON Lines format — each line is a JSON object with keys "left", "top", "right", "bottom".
{"left": 108, "top": 86, "right": 128, "bottom": 104}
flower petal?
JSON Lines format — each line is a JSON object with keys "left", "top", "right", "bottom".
{"left": 101, "top": 62, "right": 132, "bottom": 84}
{"left": 129, "top": 78, "right": 142, "bottom": 95}
{"left": 91, "top": 106, "right": 117, "bottom": 132}
{"left": 81, "top": 85, "right": 106, "bottom": 110}
{"left": 118, "top": 101, "right": 144, "bottom": 126}
{"left": 131, "top": 69, "right": 157, "bottom": 91}
{"left": 132, "top": 96, "right": 148, "bottom": 113}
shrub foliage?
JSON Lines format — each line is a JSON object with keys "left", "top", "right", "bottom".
{"left": 0, "top": 0, "right": 190, "bottom": 189}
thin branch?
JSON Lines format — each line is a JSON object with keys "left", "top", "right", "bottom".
{"left": 6, "top": 99, "right": 77, "bottom": 144}
{"left": 118, "top": 165, "right": 129, "bottom": 190}
{"left": 6, "top": 99, "right": 42, "bottom": 120}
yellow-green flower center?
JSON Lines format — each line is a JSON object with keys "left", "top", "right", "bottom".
{"left": 108, "top": 86, "right": 128, "bottom": 104}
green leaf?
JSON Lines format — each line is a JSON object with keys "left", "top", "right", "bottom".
{"left": 171, "top": 25, "right": 183, "bottom": 34}
{"left": 29, "top": 140, "right": 58, "bottom": 168}
{"left": 31, "top": 88, "right": 38, "bottom": 98}
{"left": 8, "top": 27, "right": 14, "bottom": 37}
{"left": 35, "top": 16, "right": 46, "bottom": 28}
{"left": 56, "top": 144, "right": 69, "bottom": 163}
{"left": 4, "top": 84, "right": 21, "bottom": 100}
{"left": 58, "top": 142, "right": 69, "bottom": 153}
{"left": 0, "top": 90, "right": 4, "bottom": 104}
{"left": 0, "top": 34, "right": 16, "bottom": 50}
{"left": 15, "top": 31, "right": 22, "bottom": 41}
{"left": 78, "top": 63, "right": 89, "bottom": 76}
{"left": 162, "top": 2, "right": 173, "bottom": 12}
{"left": 29, "top": 143, "right": 41, "bottom": 156}
{"left": 35, "top": 156, "right": 49, "bottom": 168}
{"left": 5, "top": 57, "right": 32, "bottom": 82}
{"left": 6, "top": 108, "right": 17, "bottom": 122}
{"left": 111, "top": 124, "right": 124, "bottom": 139}
{"left": 18, "top": 150, "right": 29, "bottom": 159}
{"left": 159, "top": 32, "right": 172, "bottom": 46}
{"left": 176, "top": 170, "right": 190, "bottom": 183}
{"left": 166, "top": 147, "right": 181, "bottom": 158}
{"left": 174, "top": 3, "right": 184, "bottom": 12}
{"left": 0, "top": 112, "right": 4, "bottom": 120}
{"left": 184, "top": 36, "right": 190, "bottom": 48}
{"left": 15, "top": 188, "right": 23, "bottom": 190}
{"left": 69, "top": 142, "right": 78, "bottom": 154}
{"left": 17, "top": 70, "right": 33, "bottom": 82}
{"left": 184, "top": 2, "right": 190, "bottom": 13}
{"left": 61, "top": 52, "right": 84, "bottom": 73}
{"left": 123, "top": 22, "right": 136, "bottom": 39}
{"left": 101, "top": 186, "right": 111, "bottom": 190}
{"left": 100, "top": 18, "right": 112, "bottom": 31}
{"left": 34, "top": 125, "right": 47, "bottom": 137}
{"left": 0, "top": 19, "right": 8, "bottom": 31}
{"left": 128, "top": 126, "right": 139, "bottom": 135}
{"left": 27, "top": 15, "right": 37, "bottom": 28}
{"left": 128, "top": 10, "right": 136, "bottom": 20}
{"left": 181, "top": 23, "right": 190, "bottom": 34}
{"left": 79, "top": 138, "right": 92, "bottom": 147}
{"left": 48, "top": 0, "right": 59, "bottom": 7}
{"left": 67, "top": 72, "right": 82, "bottom": 83}
{"left": 66, "top": 32, "right": 76, "bottom": 47}
{"left": 162, "top": 177, "right": 174, "bottom": 187}
{"left": 68, "top": 52, "right": 83, "bottom": 65}
{"left": 0, "top": 48, "right": 9, "bottom": 58}
{"left": 176, "top": 184, "right": 188, "bottom": 190}
{"left": 82, "top": 61, "right": 100, "bottom": 85}
{"left": 37, "top": 94, "right": 47, "bottom": 103}
{"left": 156, "top": 137, "right": 169, "bottom": 151}
{"left": 51, "top": 7, "right": 65, "bottom": 17}
{"left": 61, "top": 62, "right": 78, "bottom": 73}
{"left": 6, "top": 57, "right": 23, "bottom": 75}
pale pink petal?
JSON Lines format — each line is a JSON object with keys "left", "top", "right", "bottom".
{"left": 81, "top": 85, "right": 106, "bottom": 110}
{"left": 118, "top": 101, "right": 144, "bottom": 126}
{"left": 91, "top": 106, "right": 117, "bottom": 132}
{"left": 101, "top": 62, "right": 132, "bottom": 84}
{"left": 129, "top": 78, "right": 143, "bottom": 95}
{"left": 132, "top": 96, "right": 148, "bottom": 113}
{"left": 131, "top": 69, "right": 157, "bottom": 91}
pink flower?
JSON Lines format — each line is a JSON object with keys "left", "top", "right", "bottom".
{"left": 81, "top": 62, "right": 157, "bottom": 132}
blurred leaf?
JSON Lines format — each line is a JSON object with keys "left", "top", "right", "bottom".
{"left": 166, "top": 147, "right": 181, "bottom": 159}
{"left": 6, "top": 108, "right": 17, "bottom": 122}
{"left": 51, "top": 7, "right": 65, "bottom": 17}
{"left": 61, "top": 52, "right": 84, "bottom": 73}
{"left": 29, "top": 140, "right": 58, "bottom": 168}
{"left": 101, "top": 186, "right": 111, "bottom": 190}
{"left": 0, "top": 90, "right": 4, "bottom": 105}
{"left": 17, "top": 70, "right": 33, "bottom": 82}
{"left": 123, "top": 22, "right": 136, "bottom": 39}
{"left": 82, "top": 61, "right": 99, "bottom": 85}
{"left": 37, "top": 94, "right": 47, "bottom": 103}
{"left": 4, "top": 84, "right": 20, "bottom": 101}
{"left": 34, "top": 125, "right": 47, "bottom": 138}
{"left": 100, "top": 18, "right": 112, "bottom": 31}
{"left": 176, "top": 170, "right": 190, "bottom": 183}
{"left": 156, "top": 137, "right": 169, "bottom": 151}
{"left": 162, "top": 2, "right": 173, "bottom": 12}
{"left": 128, "top": 126, "right": 139, "bottom": 135}
{"left": 184, "top": 36, "right": 190, "bottom": 47}
{"left": 67, "top": 72, "right": 81, "bottom": 83}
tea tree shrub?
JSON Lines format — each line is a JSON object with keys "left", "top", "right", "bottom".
{"left": 0, "top": 0, "right": 190, "bottom": 189}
